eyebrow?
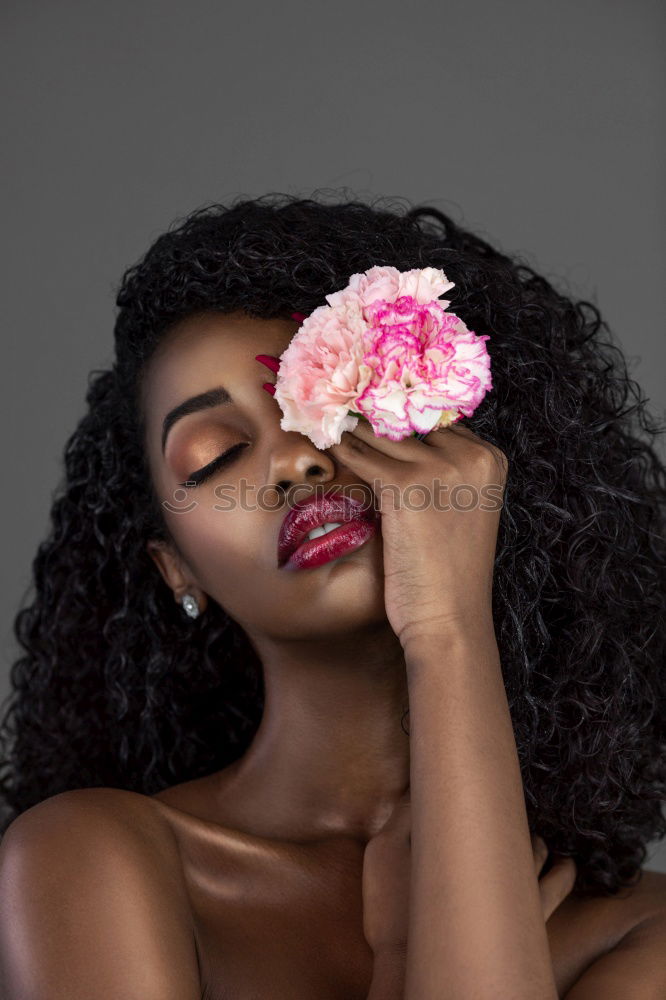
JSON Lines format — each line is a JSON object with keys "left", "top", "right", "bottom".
{"left": 161, "top": 386, "right": 233, "bottom": 454}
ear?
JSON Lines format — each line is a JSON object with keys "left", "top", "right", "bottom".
{"left": 146, "top": 539, "right": 208, "bottom": 614}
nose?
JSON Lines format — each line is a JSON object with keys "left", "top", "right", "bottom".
{"left": 267, "top": 432, "right": 336, "bottom": 495}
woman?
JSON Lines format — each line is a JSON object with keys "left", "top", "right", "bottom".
{"left": 0, "top": 192, "right": 665, "bottom": 998}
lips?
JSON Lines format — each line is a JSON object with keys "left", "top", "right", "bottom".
{"left": 277, "top": 488, "right": 378, "bottom": 568}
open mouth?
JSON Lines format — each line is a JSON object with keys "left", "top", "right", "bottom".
{"left": 281, "top": 517, "right": 379, "bottom": 570}
{"left": 277, "top": 488, "right": 379, "bottom": 570}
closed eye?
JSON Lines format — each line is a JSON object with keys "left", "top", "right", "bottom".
{"left": 179, "top": 443, "right": 248, "bottom": 487}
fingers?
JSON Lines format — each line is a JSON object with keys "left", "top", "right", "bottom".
{"left": 378, "top": 790, "right": 411, "bottom": 833}
{"left": 349, "top": 417, "right": 507, "bottom": 476}
{"left": 421, "top": 423, "right": 484, "bottom": 454}
{"left": 331, "top": 417, "right": 482, "bottom": 467}
{"left": 531, "top": 833, "right": 549, "bottom": 877}
{"left": 531, "top": 834, "right": 578, "bottom": 921}
{"left": 445, "top": 424, "right": 508, "bottom": 478}
{"left": 421, "top": 421, "right": 470, "bottom": 443}
{"left": 538, "top": 855, "right": 578, "bottom": 922}
{"left": 328, "top": 427, "right": 408, "bottom": 482}
{"left": 336, "top": 418, "right": 423, "bottom": 462}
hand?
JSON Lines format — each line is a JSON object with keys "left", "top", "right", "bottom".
{"left": 530, "top": 832, "right": 578, "bottom": 921}
{"left": 329, "top": 420, "right": 509, "bottom": 649}
{"left": 362, "top": 790, "right": 578, "bottom": 956}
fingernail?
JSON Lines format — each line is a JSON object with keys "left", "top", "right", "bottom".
{"left": 255, "top": 354, "right": 280, "bottom": 373}
{"left": 262, "top": 383, "right": 276, "bottom": 396}
{"left": 291, "top": 312, "right": 307, "bottom": 322}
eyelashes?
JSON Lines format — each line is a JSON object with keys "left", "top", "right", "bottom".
{"left": 178, "top": 443, "right": 248, "bottom": 487}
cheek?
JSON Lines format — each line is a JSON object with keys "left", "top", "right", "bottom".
{"left": 164, "top": 503, "right": 281, "bottom": 618}
{"left": 162, "top": 500, "right": 389, "bottom": 638}
{"left": 168, "top": 502, "right": 264, "bottom": 569}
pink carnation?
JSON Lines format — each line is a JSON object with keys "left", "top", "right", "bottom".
{"left": 274, "top": 297, "right": 371, "bottom": 450}
{"left": 354, "top": 295, "right": 492, "bottom": 440}
{"left": 273, "top": 266, "right": 492, "bottom": 448}
{"left": 325, "top": 265, "right": 455, "bottom": 310}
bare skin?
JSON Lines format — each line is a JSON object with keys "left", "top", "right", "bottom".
{"left": 1, "top": 309, "right": 665, "bottom": 998}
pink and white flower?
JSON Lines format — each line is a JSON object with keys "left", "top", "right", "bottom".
{"left": 271, "top": 265, "right": 493, "bottom": 449}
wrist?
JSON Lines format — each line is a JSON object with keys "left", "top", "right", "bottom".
{"left": 399, "top": 604, "right": 496, "bottom": 650}
{"left": 403, "top": 620, "right": 499, "bottom": 677}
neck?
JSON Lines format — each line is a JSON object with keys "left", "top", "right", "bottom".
{"left": 213, "top": 621, "right": 411, "bottom": 841}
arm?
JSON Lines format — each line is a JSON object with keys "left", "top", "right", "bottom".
{"left": 330, "top": 419, "right": 560, "bottom": 997}
{"left": 0, "top": 789, "right": 201, "bottom": 1000}
{"left": 403, "top": 626, "right": 558, "bottom": 1000}
{"left": 362, "top": 792, "right": 576, "bottom": 1000}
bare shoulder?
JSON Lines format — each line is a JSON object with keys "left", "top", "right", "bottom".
{"left": 2, "top": 785, "right": 170, "bottom": 839}
{"left": 0, "top": 786, "right": 190, "bottom": 916}
{"left": 548, "top": 868, "right": 666, "bottom": 998}
{"left": 548, "top": 867, "right": 666, "bottom": 941}
{"left": 563, "top": 886, "right": 666, "bottom": 998}
{"left": 0, "top": 786, "right": 182, "bottom": 877}
{"left": 0, "top": 787, "right": 200, "bottom": 999}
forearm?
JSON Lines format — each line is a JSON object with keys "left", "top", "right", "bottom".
{"left": 403, "top": 626, "right": 558, "bottom": 1000}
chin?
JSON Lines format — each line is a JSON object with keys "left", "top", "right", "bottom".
{"left": 288, "top": 577, "right": 387, "bottom": 638}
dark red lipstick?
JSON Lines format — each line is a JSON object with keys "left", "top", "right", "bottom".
{"left": 277, "top": 489, "right": 379, "bottom": 570}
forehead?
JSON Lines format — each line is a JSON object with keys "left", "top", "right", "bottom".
{"left": 140, "top": 309, "right": 294, "bottom": 423}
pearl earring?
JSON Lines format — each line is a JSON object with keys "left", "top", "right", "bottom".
{"left": 180, "top": 593, "right": 200, "bottom": 619}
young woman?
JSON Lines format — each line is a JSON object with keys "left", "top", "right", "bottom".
{"left": 0, "top": 193, "right": 665, "bottom": 998}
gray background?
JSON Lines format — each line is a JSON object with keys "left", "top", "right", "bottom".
{"left": 1, "top": 0, "right": 664, "bottom": 869}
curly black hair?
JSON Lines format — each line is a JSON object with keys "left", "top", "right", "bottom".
{"left": 1, "top": 191, "right": 665, "bottom": 897}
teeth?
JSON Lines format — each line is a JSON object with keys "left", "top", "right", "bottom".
{"left": 305, "top": 521, "right": 343, "bottom": 542}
